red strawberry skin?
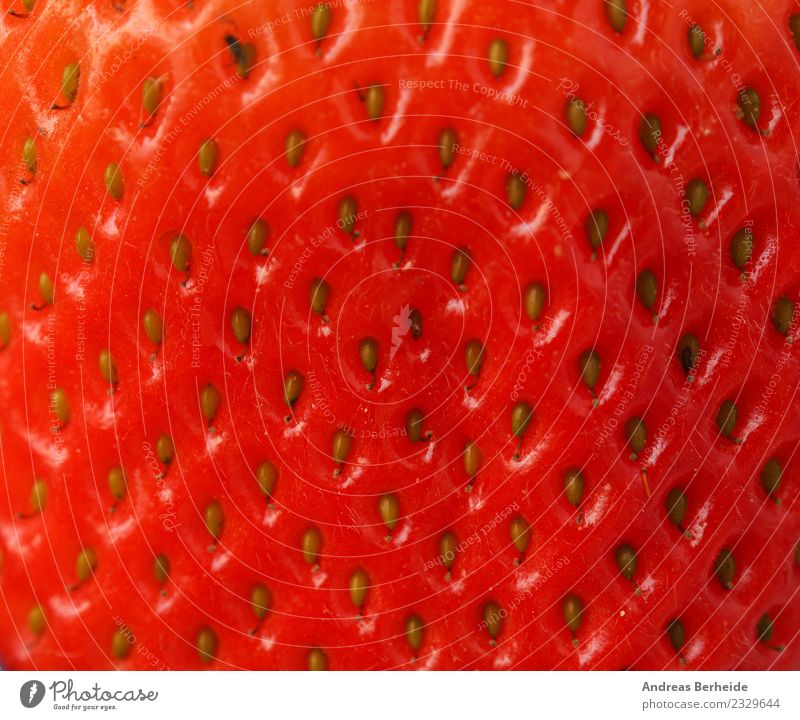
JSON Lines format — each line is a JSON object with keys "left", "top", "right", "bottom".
{"left": 0, "top": 0, "right": 799, "bottom": 670}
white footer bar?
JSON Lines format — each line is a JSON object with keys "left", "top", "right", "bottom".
{"left": 0, "top": 671, "right": 796, "bottom": 719}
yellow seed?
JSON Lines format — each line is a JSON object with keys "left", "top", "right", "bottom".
{"left": 688, "top": 24, "right": 706, "bottom": 58}
{"left": 668, "top": 619, "right": 685, "bottom": 651}
{"left": 511, "top": 401, "right": 533, "bottom": 437}
{"left": 310, "top": 278, "right": 330, "bottom": 316}
{"left": 143, "top": 309, "right": 163, "bottom": 345}
{"left": 285, "top": 129, "right": 306, "bottom": 167}
{"left": 757, "top": 614, "right": 779, "bottom": 645}
{"left": 509, "top": 516, "right": 530, "bottom": 554}
{"left": 418, "top": 0, "right": 437, "bottom": 33}
{"left": 791, "top": 15, "right": 800, "bottom": 51}
{"left": 685, "top": 178, "right": 708, "bottom": 217}
{"left": 332, "top": 430, "right": 352, "bottom": 465}
{"left": 579, "top": 349, "right": 601, "bottom": 391}
{"left": 29, "top": 478, "right": 48, "bottom": 513}
{"left": 761, "top": 458, "right": 782, "bottom": 498}
{"left": 156, "top": 433, "right": 174, "bottom": 464}
{"left": 141, "top": 76, "right": 163, "bottom": 117}
{"left": 671, "top": 339, "right": 694, "bottom": 381}
{"left": 302, "top": 527, "right": 322, "bottom": 565}
{"left": 233, "top": 41, "right": 257, "bottom": 79}
{"left": 251, "top": 584, "right": 271, "bottom": 620}
{"left": 0, "top": 311, "right": 10, "bottom": 348}
{"left": 364, "top": 84, "right": 385, "bottom": 121}
{"left": 487, "top": 38, "right": 508, "bottom": 78}
{"left": 153, "top": 553, "right": 170, "bottom": 583}
{"left": 523, "top": 282, "right": 546, "bottom": 322}
{"left": 112, "top": 627, "right": 131, "bottom": 659}
{"left": 230, "top": 307, "right": 251, "bottom": 345}
{"left": 246, "top": 218, "right": 269, "bottom": 256}
{"left": 61, "top": 63, "right": 80, "bottom": 104}
{"left": 104, "top": 162, "right": 124, "bottom": 201}
{"left": 772, "top": 297, "right": 794, "bottom": 336}
{"left": 284, "top": 370, "right": 305, "bottom": 407}
{"left": 408, "top": 308, "right": 422, "bottom": 340}
{"left": 360, "top": 337, "right": 378, "bottom": 373}
{"left": 75, "top": 227, "right": 94, "bottom": 262}
{"left": 204, "top": 500, "right": 224, "bottom": 539}
{"left": 395, "top": 210, "right": 412, "bottom": 250}
{"left": 585, "top": 209, "right": 609, "bottom": 250}
{"left": 198, "top": 139, "right": 219, "bottom": 177}
{"left": 463, "top": 441, "right": 482, "bottom": 477}
{"left": 256, "top": 461, "right": 277, "bottom": 500}
{"left": 506, "top": 173, "right": 526, "bottom": 209}
{"left": 405, "top": 614, "right": 424, "bottom": 651}
{"left": 28, "top": 605, "right": 46, "bottom": 636}
{"left": 349, "top": 568, "right": 369, "bottom": 609}
{"left": 715, "top": 400, "right": 737, "bottom": 438}
{"left": 76, "top": 547, "right": 98, "bottom": 582}
{"left": 604, "top": 0, "right": 628, "bottom": 33}
{"left": 51, "top": 387, "right": 70, "bottom": 425}
{"left": 737, "top": 87, "right": 761, "bottom": 129}
{"left": 563, "top": 593, "right": 583, "bottom": 633}
{"left": 451, "top": 247, "right": 471, "bottom": 285}
{"left": 564, "top": 469, "right": 585, "bottom": 507}
{"left": 201, "top": 384, "right": 221, "bottom": 424}
{"left": 483, "top": 601, "right": 503, "bottom": 639}
{"left": 616, "top": 544, "right": 637, "bottom": 580}
{"left": 730, "top": 227, "right": 754, "bottom": 270}
{"left": 311, "top": 3, "right": 332, "bottom": 41}
{"left": 338, "top": 195, "right": 358, "bottom": 235}
{"left": 625, "top": 416, "right": 647, "bottom": 455}
{"left": 409, "top": 308, "right": 422, "bottom": 339}
{"left": 714, "top": 549, "right": 735, "bottom": 590}
{"left": 439, "top": 531, "right": 457, "bottom": 569}
{"left": 108, "top": 467, "right": 126, "bottom": 501}
{"left": 666, "top": 487, "right": 688, "bottom": 526}
{"left": 22, "top": 136, "right": 37, "bottom": 175}
{"left": 639, "top": 113, "right": 662, "bottom": 157}
{"left": 438, "top": 127, "right": 458, "bottom": 170}
{"left": 169, "top": 234, "right": 192, "bottom": 273}
{"left": 405, "top": 408, "right": 424, "bottom": 443}
{"left": 196, "top": 627, "right": 217, "bottom": 663}
{"left": 39, "top": 272, "right": 54, "bottom": 306}
{"left": 307, "top": 647, "right": 328, "bottom": 670}
{"left": 636, "top": 269, "right": 658, "bottom": 310}
{"left": 565, "top": 97, "right": 587, "bottom": 137}
{"left": 98, "top": 349, "right": 118, "bottom": 385}
{"left": 378, "top": 493, "right": 400, "bottom": 533}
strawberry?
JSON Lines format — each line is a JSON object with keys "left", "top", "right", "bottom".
{"left": 0, "top": 0, "right": 799, "bottom": 671}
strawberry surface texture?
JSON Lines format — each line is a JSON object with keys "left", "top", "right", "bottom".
{"left": 0, "top": 0, "right": 799, "bottom": 671}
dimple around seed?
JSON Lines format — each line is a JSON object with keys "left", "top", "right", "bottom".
{"left": 616, "top": 544, "right": 637, "bottom": 581}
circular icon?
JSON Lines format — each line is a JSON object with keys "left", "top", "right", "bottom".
{"left": 19, "top": 680, "right": 44, "bottom": 709}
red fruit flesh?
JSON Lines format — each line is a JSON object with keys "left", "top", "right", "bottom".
{"left": 0, "top": 0, "right": 799, "bottom": 670}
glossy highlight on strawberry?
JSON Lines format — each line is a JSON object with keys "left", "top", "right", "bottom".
{"left": 0, "top": 0, "right": 799, "bottom": 671}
